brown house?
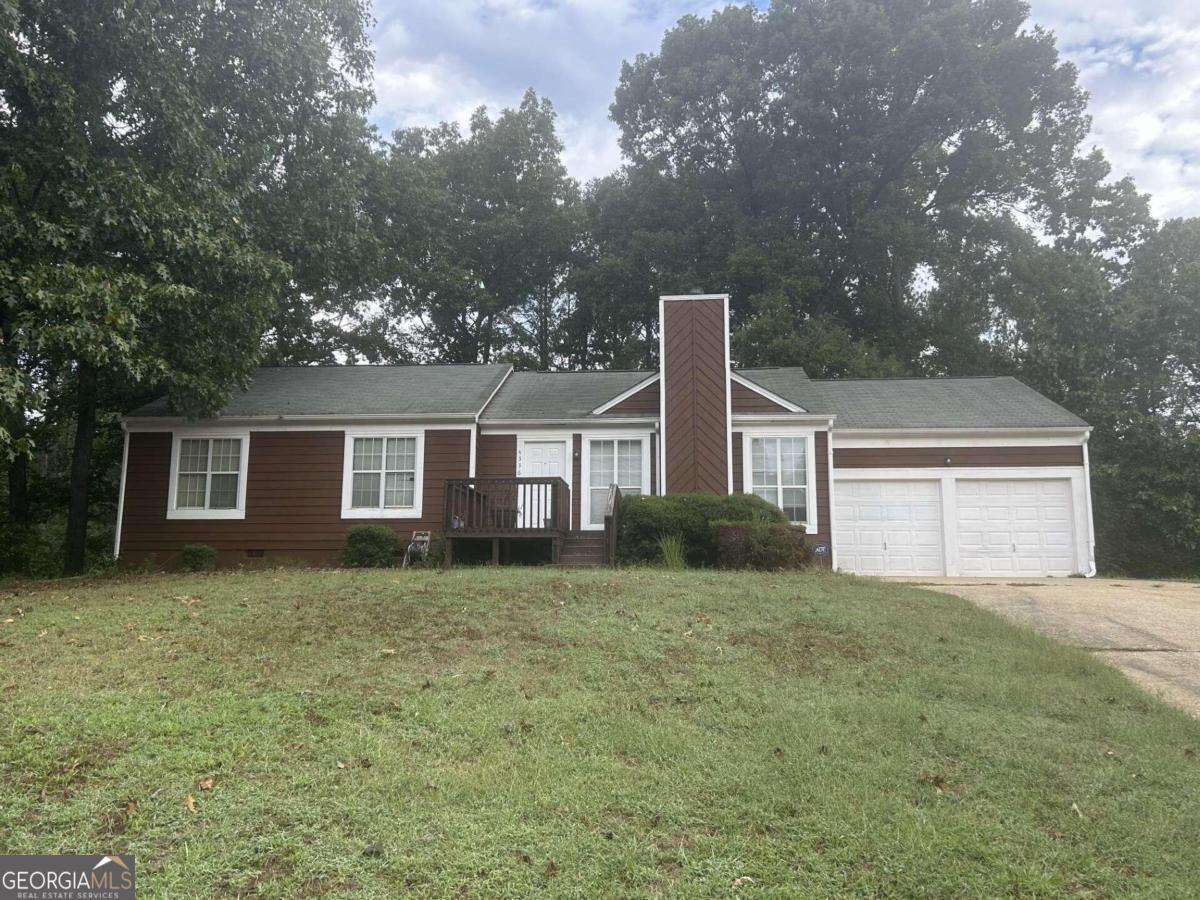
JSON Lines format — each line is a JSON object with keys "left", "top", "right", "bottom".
{"left": 116, "top": 294, "right": 1096, "bottom": 576}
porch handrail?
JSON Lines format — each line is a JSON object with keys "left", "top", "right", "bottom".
{"left": 444, "top": 477, "right": 570, "bottom": 534}
{"left": 603, "top": 483, "right": 622, "bottom": 565}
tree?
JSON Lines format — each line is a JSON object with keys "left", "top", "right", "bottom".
{"left": 0, "top": 0, "right": 375, "bottom": 572}
{"left": 382, "top": 90, "right": 580, "bottom": 365}
{"left": 607, "top": 0, "right": 1152, "bottom": 370}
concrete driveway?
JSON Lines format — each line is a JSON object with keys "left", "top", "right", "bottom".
{"left": 905, "top": 578, "right": 1200, "bottom": 716}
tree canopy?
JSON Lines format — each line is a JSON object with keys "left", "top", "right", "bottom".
{"left": 1, "top": 0, "right": 1196, "bottom": 576}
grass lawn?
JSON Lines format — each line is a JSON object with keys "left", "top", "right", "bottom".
{"left": 1, "top": 568, "right": 1198, "bottom": 898}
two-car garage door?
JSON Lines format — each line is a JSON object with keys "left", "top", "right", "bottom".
{"left": 836, "top": 477, "right": 1079, "bottom": 577}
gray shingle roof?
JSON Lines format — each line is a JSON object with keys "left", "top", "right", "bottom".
{"left": 480, "top": 370, "right": 655, "bottom": 420}
{"left": 127, "top": 364, "right": 512, "bottom": 419}
{"left": 126, "top": 363, "right": 1088, "bottom": 430}
{"left": 735, "top": 367, "right": 828, "bottom": 413}
{"left": 811, "top": 376, "right": 1088, "bottom": 429}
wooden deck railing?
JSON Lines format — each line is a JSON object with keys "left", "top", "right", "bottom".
{"left": 443, "top": 477, "right": 570, "bottom": 535}
{"left": 602, "top": 484, "right": 622, "bottom": 565}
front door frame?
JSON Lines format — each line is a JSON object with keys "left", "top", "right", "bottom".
{"left": 516, "top": 433, "right": 572, "bottom": 529}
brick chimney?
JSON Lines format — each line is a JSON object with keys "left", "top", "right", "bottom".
{"left": 658, "top": 293, "right": 732, "bottom": 495}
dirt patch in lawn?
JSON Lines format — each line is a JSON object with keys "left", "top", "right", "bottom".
{"left": 729, "top": 620, "right": 867, "bottom": 674}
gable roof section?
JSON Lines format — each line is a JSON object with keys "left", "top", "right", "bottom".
{"left": 127, "top": 364, "right": 512, "bottom": 419}
{"left": 481, "top": 370, "right": 655, "bottom": 421}
{"left": 734, "top": 367, "right": 828, "bottom": 415}
{"left": 812, "top": 376, "right": 1088, "bottom": 429}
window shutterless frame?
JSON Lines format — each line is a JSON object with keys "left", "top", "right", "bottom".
{"left": 580, "top": 433, "right": 652, "bottom": 529}
{"left": 740, "top": 429, "right": 819, "bottom": 533}
{"left": 166, "top": 431, "right": 250, "bottom": 520}
{"left": 340, "top": 430, "right": 425, "bottom": 519}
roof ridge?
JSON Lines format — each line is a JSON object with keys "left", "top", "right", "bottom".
{"left": 253, "top": 363, "right": 508, "bottom": 370}
{"left": 812, "top": 375, "right": 1011, "bottom": 383}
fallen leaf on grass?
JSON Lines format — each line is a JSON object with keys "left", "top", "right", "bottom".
{"left": 184, "top": 793, "right": 196, "bottom": 813}
{"left": 1071, "top": 802, "right": 1084, "bottom": 819}
{"left": 125, "top": 799, "right": 138, "bottom": 816}
{"left": 197, "top": 776, "right": 214, "bottom": 791}
{"left": 336, "top": 758, "right": 371, "bottom": 770}
{"left": 381, "top": 648, "right": 396, "bottom": 655}
{"left": 732, "top": 876, "right": 755, "bottom": 888}
{"left": 543, "top": 861, "right": 558, "bottom": 878}
{"left": 514, "top": 851, "right": 532, "bottom": 865}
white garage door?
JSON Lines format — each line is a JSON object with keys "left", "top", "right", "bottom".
{"left": 956, "top": 479, "right": 1075, "bottom": 576}
{"left": 836, "top": 480, "right": 943, "bottom": 576}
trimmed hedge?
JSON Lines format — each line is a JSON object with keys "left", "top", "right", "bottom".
{"left": 715, "top": 521, "right": 811, "bottom": 570}
{"left": 342, "top": 525, "right": 401, "bottom": 568}
{"left": 617, "top": 493, "right": 786, "bottom": 566}
{"left": 180, "top": 543, "right": 218, "bottom": 572}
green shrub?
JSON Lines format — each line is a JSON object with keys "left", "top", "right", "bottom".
{"left": 715, "top": 521, "right": 811, "bottom": 570}
{"left": 657, "top": 533, "right": 687, "bottom": 569}
{"left": 617, "top": 493, "right": 786, "bottom": 566}
{"left": 180, "top": 543, "right": 218, "bottom": 572}
{"left": 342, "top": 525, "right": 401, "bottom": 568}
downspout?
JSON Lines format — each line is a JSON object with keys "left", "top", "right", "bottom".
{"left": 113, "top": 422, "right": 130, "bottom": 562}
{"left": 827, "top": 420, "right": 837, "bottom": 572}
{"left": 1082, "top": 430, "right": 1097, "bottom": 577}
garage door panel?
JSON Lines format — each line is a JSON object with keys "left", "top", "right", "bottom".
{"left": 955, "top": 479, "right": 1076, "bottom": 577}
{"left": 837, "top": 480, "right": 943, "bottom": 576}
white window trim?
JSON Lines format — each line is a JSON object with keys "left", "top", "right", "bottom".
{"left": 581, "top": 432, "right": 653, "bottom": 530}
{"left": 166, "top": 431, "right": 250, "bottom": 520}
{"left": 340, "top": 431, "right": 425, "bottom": 519}
{"left": 741, "top": 428, "right": 819, "bottom": 533}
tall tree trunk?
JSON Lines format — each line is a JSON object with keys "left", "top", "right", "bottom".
{"left": 63, "top": 361, "right": 98, "bottom": 575}
{"left": 8, "top": 451, "right": 29, "bottom": 526}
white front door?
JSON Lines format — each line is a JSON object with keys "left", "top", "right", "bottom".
{"left": 518, "top": 441, "right": 567, "bottom": 528}
{"left": 835, "top": 480, "right": 944, "bottom": 576}
{"left": 956, "top": 479, "right": 1075, "bottom": 576}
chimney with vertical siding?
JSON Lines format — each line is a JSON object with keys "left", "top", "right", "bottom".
{"left": 658, "top": 294, "right": 732, "bottom": 495}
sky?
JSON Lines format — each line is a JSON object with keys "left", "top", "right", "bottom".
{"left": 369, "top": 0, "right": 1200, "bottom": 220}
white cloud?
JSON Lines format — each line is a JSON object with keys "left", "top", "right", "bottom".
{"left": 1029, "top": 1, "right": 1200, "bottom": 218}
{"left": 369, "top": 0, "right": 723, "bottom": 183}
{"left": 369, "top": 0, "right": 1200, "bottom": 216}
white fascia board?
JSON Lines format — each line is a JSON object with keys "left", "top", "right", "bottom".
{"left": 733, "top": 414, "right": 835, "bottom": 427}
{"left": 590, "top": 372, "right": 660, "bottom": 415}
{"left": 729, "top": 371, "right": 805, "bottom": 412}
{"left": 480, "top": 418, "right": 657, "bottom": 433}
{"left": 832, "top": 427, "right": 1092, "bottom": 447}
{"left": 124, "top": 416, "right": 476, "bottom": 432}
{"left": 659, "top": 293, "right": 731, "bottom": 302}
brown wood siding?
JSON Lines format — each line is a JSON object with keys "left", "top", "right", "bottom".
{"left": 662, "top": 298, "right": 729, "bottom": 494}
{"left": 571, "top": 433, "right": 582, "bottom": 528}
{"left": 813, "top": 432, "right": 831, "bottom": 548}
{"left": 833, "top": 445, "right": 1084, "bottom": 468}
{"left": 731, "top": 381, "right": 790, "bottom": 414}
{"left": 602, "top": 380, "right": 659, "bottom": 416}
{"left": 119, "top": 429, "right": 470, "bottom": 566}
{"left": 476, "top": 433, "right": 516, "bottom": 478}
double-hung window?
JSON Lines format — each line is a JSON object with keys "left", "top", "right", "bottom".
{"left": 168, "top": 434, "right": 248, "bottom": 519}
{"left": 587, "top": 438, "right": 645, "bottom": 526}
{"left": 342, "top": 434, "right": 423, "bottom": 518}
{"left": 749, "top": 436, "right": 813, "bottom": 528}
